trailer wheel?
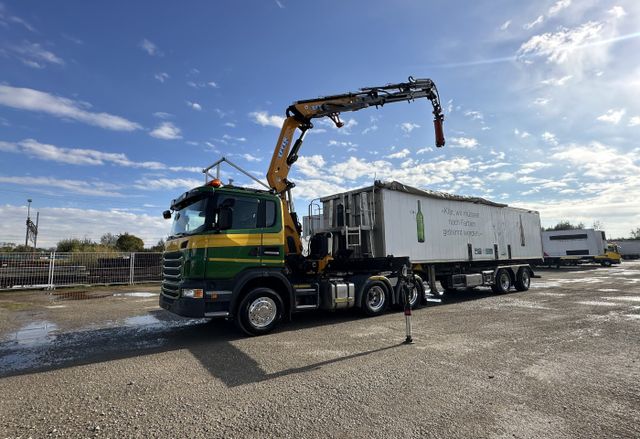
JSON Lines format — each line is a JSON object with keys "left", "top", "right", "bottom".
{"left": 491, "top": 269, "right": 511, "bottom": 294}
{"left": 361, "top": 281, "right": 389, "bottom": 316}
{"left": 408, "top": 277, "right": 424, "bottom": 309}
{"left": 235, "top": 287, "right": 283, "bottom": 336}
{"left": 514, "top": 268, "right": 531, "bottom": 291}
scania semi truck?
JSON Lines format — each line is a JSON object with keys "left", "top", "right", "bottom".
{"left": 159, "top": 77, "right": 541, "bottom": 335}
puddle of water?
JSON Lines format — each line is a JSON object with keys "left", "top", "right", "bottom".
{"left": 113, "top": 292, "right": 158, "bottom": 298}
{"left": 53, "top": 291, "right": 110, "bottom": 301}
{"left": 124, "top": 314, "right": 162, "bottom": 327}
{"left": 530, "top": 282, "right": 561, "bottom": 289}
{"left": 45, "top": 305, "right": 67, "bottom": 309}
{"left": 6, "top": 321, "right": 59, "bottom": 346}
{"left": 597, "top": 288, "right": 620, "bottom": 292}
{"left": 576, "top": 301, "right": 620, "bottom": 307}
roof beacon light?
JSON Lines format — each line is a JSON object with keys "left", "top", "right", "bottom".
{"left": 209, "top": 178, "right": 223, "bottom": 188}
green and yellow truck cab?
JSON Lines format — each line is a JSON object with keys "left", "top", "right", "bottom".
{"left": 160, "top": 182, "right": 290, "bottom": 325}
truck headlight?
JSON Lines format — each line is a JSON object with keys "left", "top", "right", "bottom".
{"left": 182, "top": 288, "right": 204, "bottom": 299}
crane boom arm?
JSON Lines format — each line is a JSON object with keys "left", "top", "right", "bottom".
{"left": 266, "top": 76, "right": 445, "bottom": 256}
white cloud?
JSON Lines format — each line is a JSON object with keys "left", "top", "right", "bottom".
{"left": 597, "top": 108, "right": 625, "bottom": 125}
{"left": 517, "top": 161, "right": 552, "bottom": 175}
{"left": 541, "top": 131, "right": 559, "bottom": 145}
{"left": 224, "top": 122, "right": 236, "bottom": 128}
{"left": 8, "top": 41, "right": 64, "bottom": 69}
{"left": 135, "top": 178, "right": 201, "bottom": 191}
{"left": 548, "top": 0, "right": 571, "bottom": 16}
{"left": 533, "top": 97, "right": 551, "bottom": 106}
{"left": 153, "top": 112, "right": 172, "bottom": 119}
{"left": 540, "top": 75, "right": 573, "bottom": 86}
{"left": 186, "top": 101, "right": 202, "bottom": 111}
{"left": 450, "top": 137, "right": 479, "bottom": 149}
{"left": 155, "top": 72, "right": 169, "bottom": 83}
{"left": 607, "top": 6, "right": 626, "bottom": 19}
{"left": 222, "top": 134, "right": 246, "bottom": 142}
{"left": 296, "top": 155, "right": 327, "bottom": 178}
{"left": 207, "top": 81, "right": 218, "bottom": 88}
{"left": 328, "top": 140, "right": 357, "bottom": 148}
{"left": 550, "top": 142, "right": 639, "bottom": 180}
{"left": 514, "top": 128, "right": 531, "bottom": 138}
{"left": 464, "top": 110, "right": 484, "bottom": 121}
{"left": 0, "top": 176, "right": 124, "bottom": 197}
{"left": 524, "top": 15, "right": 544, "bottom": 30}
{"left": 386, "top": 148, "right": 411, "bottom": 159}
{"left": 0, "top": 85, "right": 142, "bottom": 131}
{"left": 400, "top": 122, "right": 420, "bottom": 133}
{"left": 500, "top": 20, "right": 511, "bottom": 31}
{"left": 275, "top": 0, "right": 285, "bottom": 8}
{"left": 517, "top": 21, "right": 603, "bottom": 64}
{"left": 0, "top": 138, "right": 201, "bottom": 172}
{"left": 249, "top": 111, "right": 285, "bottom": 128}
{"left": 242, "top": 153, "right": 262, "bottom": 162}
{"left": 629, "top": 116, "right": 640, "bottom": 127}
{"left": 139, "top": 38, "right": 162, "bottom": 56}
{"left": 486, "top": 172, "right": 514, "bottom": 181}
{"left": 187, "top": 81, "right": 218, "bottom": 89}
{"left": 150, "top": 122, "right": 182, "bottom": 140}
{"left": 416, "top": 147, "right": 433, "bottom": 154}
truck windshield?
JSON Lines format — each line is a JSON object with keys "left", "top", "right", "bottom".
{"left": 170, "top": 196, "right": 209, "bottom": 237}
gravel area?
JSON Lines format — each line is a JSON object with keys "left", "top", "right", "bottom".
{"left": 1, "top": 263, "right": 639, "bottom": 438}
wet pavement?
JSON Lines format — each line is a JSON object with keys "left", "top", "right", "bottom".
{"left": 0, "top": 264, "right": 639, "bottom": 438}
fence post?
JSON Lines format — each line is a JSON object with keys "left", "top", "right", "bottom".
{"left": 129, "top": 253, "right": 135, "bottom": 285}
{"left": 47, "top": 251, "right": 56, "bottom": 290}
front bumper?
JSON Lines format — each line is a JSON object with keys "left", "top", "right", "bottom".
{"left": 159, "top": 290, "right": 232, "bottom": 318}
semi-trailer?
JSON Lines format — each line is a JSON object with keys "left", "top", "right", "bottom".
{"left": 541, "top": 229, "right": 621, "bottom": 267}
{"left": 313, "top": 181, "right": 543, "bottom": 295}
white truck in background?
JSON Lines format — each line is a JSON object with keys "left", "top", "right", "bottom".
{"left": 614, "top": 240, "right": 640, "bottom": 260}
{"left": 541, "top": 228, "right": 621, "bottom": 267}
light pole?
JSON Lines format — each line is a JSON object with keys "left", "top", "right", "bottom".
{"left": 25, "top": 199, "right": 32, "bottom": 248}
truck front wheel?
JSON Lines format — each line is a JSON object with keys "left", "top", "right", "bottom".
{"left": 514, "top": 268, "right": 531, "bottom": 291}
{"left": 236, "top": 288, "right": 284, "bottom": 336}
{"left": 361, "top": 281, "right": 389, "bottom": 317}
{"left": 491, "top": 269, "right": 512, "bottom": 294}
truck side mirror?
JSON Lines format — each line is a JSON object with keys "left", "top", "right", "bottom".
{"left": 218, "top": 207, "right": 233, "bottom": 230}
{"left": 162, "top": 210, "right": 172, "bottom": 219}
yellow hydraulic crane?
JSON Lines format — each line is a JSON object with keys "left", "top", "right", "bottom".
{"left": 266, "top": 76, "right": 446, "bottom": 256}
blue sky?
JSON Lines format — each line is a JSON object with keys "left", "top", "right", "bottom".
{"left": 1, "top": 0, "right": 639, "bottom": 247}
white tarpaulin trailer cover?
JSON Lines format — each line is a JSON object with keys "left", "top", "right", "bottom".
{"left": 319, "top": 181, "right": 543, "bottom": 264}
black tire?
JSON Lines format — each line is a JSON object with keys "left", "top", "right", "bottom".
{"left": 235, "top": 287, "right": 284, "bottom": 336}
{"left": 361, "top": 281, "right": 389, "bottom": 317}
{"left": 491, "top": 269, "right": 512, "bottom": 294}
{"left": 514, "top": 268, "right": 531, "bottom": 291}
{"left": 439, "top": 278, "right": 456, "bottom": 295}
{"left": 407, "top": 276, "right": 424, "bottom": 309}
{"left": 601, "top": 260, "right": 612, "bottom": 267}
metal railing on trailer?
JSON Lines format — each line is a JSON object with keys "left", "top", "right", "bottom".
{"left": 0, "top": 252, "right": 162, "bottom": 290}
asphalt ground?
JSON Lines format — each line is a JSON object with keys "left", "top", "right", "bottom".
{"left": 1, "top": 262, "right": 639, "bottom": 438}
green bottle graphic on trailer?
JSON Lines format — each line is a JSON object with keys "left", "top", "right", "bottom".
{"left": 416, "top": 200, "right": 425, "bottom": 243}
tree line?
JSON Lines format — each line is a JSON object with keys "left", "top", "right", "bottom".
{"left": 0, "top": 233, "right": 165, "bottom": 253}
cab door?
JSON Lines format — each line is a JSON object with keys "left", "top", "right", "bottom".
{"left": 206, "top": 193, "right": 262, "bottom": 279}
{"left": 258, "top": 197, "right": 284, "bottom": 268}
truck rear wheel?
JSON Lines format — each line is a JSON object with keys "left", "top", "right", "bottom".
{"left": 491, "top": 269, "right": 511, "bottom": 294}
{"left": 361, "top": 281, "right": 388, "bottom": 317}
{"left": 405, "top": 277, "right": 424, "bottom": 309}
{"left": 236, "top": 287, "right": 283, "bottom": 336}
{"left": 514, "top": 268, "right": 531, "bottom": 291}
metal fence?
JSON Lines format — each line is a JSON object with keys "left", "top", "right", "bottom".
{"left": 0, "top": 252, "right": 162, "bottom": 290}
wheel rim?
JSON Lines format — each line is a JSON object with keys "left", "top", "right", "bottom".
{"left": 366, "top": 286, "right": 386, "bottom": 311}
{"left": 500, "top": 273, "right": 510, "bottom": 290}
{"left": 409, "top": 284, "right": 419, "bottom": 306}
{"left": 248, "top": 297, "right": 277, "bottom": 328}
{"left": 522, "top": 271, "right": 530, "bottom": 287}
